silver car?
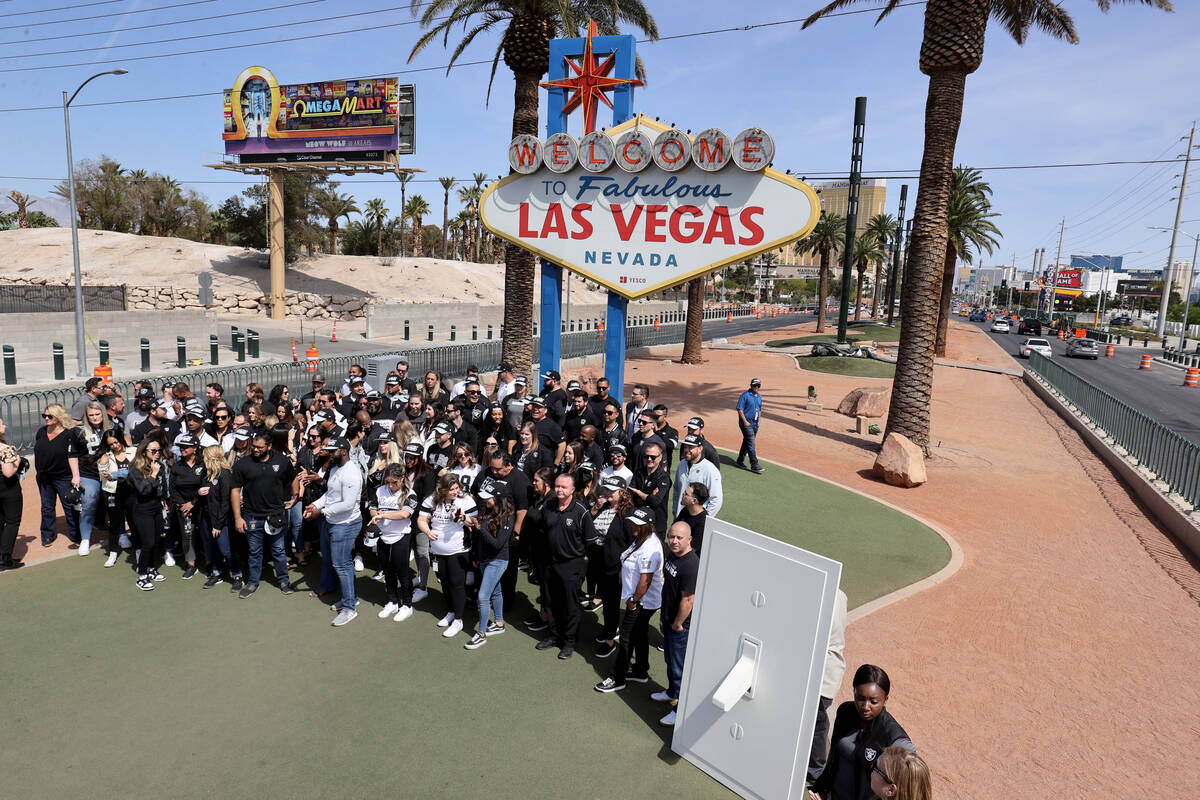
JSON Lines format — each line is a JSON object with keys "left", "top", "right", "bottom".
{"left": 1065, "top": 337, "right": 1099, "bottom": 359}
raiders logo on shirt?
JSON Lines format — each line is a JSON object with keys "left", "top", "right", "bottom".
{"left": 272, "top": 464, "right": 280, "bottom": 472}
{"left": 864, "top": 747, "right": 878, "bottom": 762}
{"left": 564, "top": 518, "right": 574, "bottom": 528}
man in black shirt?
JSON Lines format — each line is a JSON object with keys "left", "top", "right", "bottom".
{"left": 684, "top": 417, "right": 722, "bottom": 472}
{"left": 339, "top": 377, "right": 368, "bottom": 419}
{"left": 299, "top": 374, "right": 327, "bottom": 413}
{"left": 588, "top": 376, "right": 614, "bottom": 424}
{"left": 630, "top": 442, "right": 671, "bottom": 536}
{"left": 102, "top": 393, "right": 129, "bottom": 445}
{"left": 539, "top": 370, "right": 568, "bottom": 425}
{"left": 445, "top": 400, "right": 480, "bottom": 454}
{"left": 383, "top": 374, "right": 409, "bottom": 413}
{"left": 131, "top": 400, "right": 179, "bottom": 446}
{"left": 392, "top": 360, "right": 419, "bottom": 395}
{"left": 655, "top": 521, "right": 700, "bottom": 724}
{"left": 424, "top": 423, "right": 456, "bottom": 474}
{"left": 231, "top": 432, "right": 297, "bottom": 598}
{"left": 562, "top": 383, "right": 598, "bottom": 443}
{"left": 630, "top": 412, "right": 665, "bottom": 480}
{"left": 597, "top": 399, "right": 625, "bottom": 453}
{"left": 579, "top": 425, "right": 604, "bottom": 468}
{"left": 528, "top": 396, "right": 565, "bottom": 466}
{"left": 503, "top": 376, "right": 531, "bottom": 428}
{"left": 653, "top": 404, "right": 680, "bottom": 472}
{"left": 459, "top": 380, "right": 490, "bottom": 431}
{"left": 674, "top": 482, "right": 709, "bottom": 554}
{"left": 534, "top": 473, "right": 597, "bottom": 660}
{"left": 363, "top": 391, "right": 395, "bottom": 423}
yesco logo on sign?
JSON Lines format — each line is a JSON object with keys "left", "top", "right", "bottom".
{"left": 481, "top": 118, "right": 819, "bottom": 300}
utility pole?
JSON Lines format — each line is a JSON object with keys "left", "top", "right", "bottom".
{"left": 1006, "top": 254, "right": 1015, "bottom": 310}
{"left": 1157, "top": 123, "right": 1195, "bottom": 338}
{"left": 886, "top": 184, "right": 908, "bottom": 326}
{"left": 1048, "top": 222, "right": 1065, "bottom": 323}
{"left": 836, "top": 97, "right": 867, "bottom": 344}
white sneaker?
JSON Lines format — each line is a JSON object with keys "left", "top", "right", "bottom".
{"left": 378, "top": 602, "right": 400, "bottom": 619}
{"left": 393, "top": 605, "right": 414, "bottom": 622}
{"left": 78, "top": 539, "right": 91, "bottom": 556}
{"left": 331, "top": 608, "right": 358, "bottom": 627}
{"left": 412, "top": 588, "right": 429, "bottom": 603}
{"left": 437, "top": 612, "right": 455, "bottom": 628}
{"left": 118, "top": 533, "right": 132, "bottom": 549}
{"left": 650, "top": 690, "right": 673, "bottom": 703}
{"left": 104, "top": 551, "right": 119, "bottom": 568}
{"left": 442, "top": 618, "right": 463, "bottom": 637}
{"left": 659, "top": 709, "right": 677, "bottom": 726}
{"left": 163, "top": 551, "right": 176, "bottom": 567}
{"left": 353, "top": 556, "right": 365, "bottom": 572}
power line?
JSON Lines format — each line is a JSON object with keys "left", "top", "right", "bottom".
{"left": 1, "top": 3, "right": 420, "bottom": 60}
{"left": 0, "top": 0, "right": 214, "bottom": 32}
{"left": 0, "top": 0, "right": 326, "bottom": 46}
{"left": 0, "top": 0, "right": 119, "bottom": 19}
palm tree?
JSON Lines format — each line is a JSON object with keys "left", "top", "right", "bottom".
{"left": 458, "top": 184, "right": 483, "bottom": 261}
{"left": 397, "top": 172, "right": 414, "bottom": 257}
{"left": 438, "top": 176, "right": 456, "bottom": 258}
{"left": 6, "top": 190, "right": 33, "bottom": 228}
{"left": 795, "top": 212, "right": 845, "bottom": 333}
{"left": 802, "top": 0, "right": 1172, "bottom": 451}
{"left": 315, "top": 187, "right": 359, "bottom": 254}
{"left": 208, "top": 209, "right": 229, "bottom": 245}
{"left": 452, "top": 209, "right": 473, "bottom": 259}
{"left": 365, "top": 198, "right": 389, "bottom": 256}
{"left": 471, "top": 172, "right": 489, "bottom": 261}
{"left": 864, "top": 213, "right": 896, "bottom": 317}
{"left": 404, "top": 195, "right": 431, "bottom": 257}
{"left": 680, "top": 277, "right": 705, "bottom": 364}
{"left": 410, "top": 0, "right": 659, "bottom": 375}
{"left": 936, "top": 166, "right": 1001, "bottom": 355}
{"left": 851, "top": 234, "right": 886, "bottom": 322}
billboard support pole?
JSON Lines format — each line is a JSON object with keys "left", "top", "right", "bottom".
{"left": 836, "top": 97, "right": 867, "bottom": 344}
{"left": 268, "top": 169, "right": 286, "bottom": 320}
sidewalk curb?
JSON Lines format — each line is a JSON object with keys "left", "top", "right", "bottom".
{"left": 1023, "top": 371, "right": 1200, "bottom": 561}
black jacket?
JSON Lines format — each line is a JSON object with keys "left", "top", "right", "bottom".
{"left": 811, "top": 703, "right": 911, "bottom": 800}
{"left": 206, "top": 468, "right": 234, "bottom": 531}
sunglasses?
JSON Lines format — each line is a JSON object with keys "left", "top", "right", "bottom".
{"left": 215, "top": 413, "right": 230, "bottom": 419}
{"left": 146, "top": 448, "right": 161, "bottom": 453}
{"left": 42, "top": 414, "right": 54, "bottom": 420}
{"left": 645, "top": 455, "right": 660, "bottom": 461}
{"left": 872, "top": 765, "right": 892, "bottom": 784}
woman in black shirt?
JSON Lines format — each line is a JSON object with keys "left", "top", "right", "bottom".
{"left": 126, "top": 439, "right": 169, "bottom": 590}
{"left": 0, "top": 416, "right": 24, "bottom": 571}
{"left": 201, "top": 444, "right": 242, "bottom": 590}
{"left": 169, "top": 436, "right": 207, "bottom": 579}
{"left": 463, "top": 494, "right": 514, "bottom": 650}
{"left": 520, "top": 467, "right": 556, "bottom": 632}
{"left": 75, "top": 401, "right": 112, "bottom": 557}
{"left": 477, "top": 404, "right": 515, "bottom": 460}
{"left": 97, "top": 431, "right": 132, "bottom": 568}
{"left": 33, "top": 404, "right": 82, "bottom": 548}
{"left": 512, "top": 422, "right": 551, "bottom": 481}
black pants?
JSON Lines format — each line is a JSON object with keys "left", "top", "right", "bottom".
{"left": 102, "top": 493, "right": 126, "bottom": 553}
{"left": 0, "top": 482, "right": 22, "bottom": 560}
{"left": 128, "top": 501, "right": 163, "bottom": 575}
{"left": 437, "top": 551, "right": 470, "bottom": 619}
{"left": 499, "top": 554, "right": 520, "bottom": 611}
{"left": 598, "top": 569, "right": 621, "bottom": 640}
{"left": 585, "top": 543, "right": 605, "bottom": 598}
{"left": 807, "top": 695, "right": 834, "bottom": 783}
{"left": 545, "top": 557, "right": 585, "bottom": 647}
{"left": 612, "top": 604, "right": 653, "bottom": 683}
{"left": 381, "top": 537, "right": 414, "bottom": 607}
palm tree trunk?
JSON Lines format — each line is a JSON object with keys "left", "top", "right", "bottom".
{"left": 816, "top": 255, "right": 829, "bottom": 333}
{"left": 855, "top": 263, "right": 865, "bottom": 322}
{"left": 871, "top": 259, "right": 883, "bottom": 317}
{"left": 934, "top": 244, "right": 957, "bottom": 356}
{"left": 500, "top": 68, "right": 542, "bottom": 376}
{"left": 442, "top": 192, "right": 450, "bottom": 259}
{"left": 329, "top": 222, "right": 338, "bottom": 255}
{"left": 681, "top": 278, "right": 704, "bottom": 364}
{"left": 885, "top": 69, "right": 966, "bottom": 452}
{"left": 400, "top": 186, "right": 407, "bottom": 257}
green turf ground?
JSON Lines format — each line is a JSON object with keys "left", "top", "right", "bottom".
{"left": 794, "top": 355, "right": 897, "bottom": 378}
{"left": 0, "top": 457, "right": 948, "bottom": 799}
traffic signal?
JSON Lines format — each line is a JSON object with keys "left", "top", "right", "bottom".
{"left": 1024, "top": 281, "right": 1031, "bottom": 291}
{"left": 1000, "top": 279, "right": 1008, "bottom": 291}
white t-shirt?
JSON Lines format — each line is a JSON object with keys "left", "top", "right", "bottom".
{"left": 375, "top": 484, "right": 418, "bottom": 544}
{"left": 419, "top": 493, "right": 478, "bottom": 556}
{"left": 450, "top": 463, "right": 481, "bottom": 495}
{"left": 600, "top": 464, "right": 633, "bottom": 485}
{"left": 619, "top": 535, "right": 664, "bottom": 609}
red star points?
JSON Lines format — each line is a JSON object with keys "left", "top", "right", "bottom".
{"left": 541, "top": 19, "right": 642, "bottom": 135}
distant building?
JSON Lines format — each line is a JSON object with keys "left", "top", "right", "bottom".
{"left": 772, "top": 179, "right": 889, "bottom": 268}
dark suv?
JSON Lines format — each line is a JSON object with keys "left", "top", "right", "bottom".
{"left": 1109, "top": 315, "right": 1133, "bottom": 327}
{"left": 1018, "top": 318, "right": 1042, "bottom": 335}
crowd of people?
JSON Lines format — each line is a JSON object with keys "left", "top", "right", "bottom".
{"left": 0, "top": 361, "right": 930, "bottom": 797}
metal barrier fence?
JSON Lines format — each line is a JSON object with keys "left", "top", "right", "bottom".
{"left": 0, "top": 284, "right": 126, "bottom": 313}
{"left": 1027, "top": 351, "right": 1200, "bottom": 508}
{"left": 0, "top": 307, "right": 772, "bottom": 450}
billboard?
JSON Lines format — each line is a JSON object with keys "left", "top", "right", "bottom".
{"left": 480, "top": 118, "right": 820, "bottom": 300}
{"left": 223, "top": 66, "right": 414, "bottom": 158}
{"left": 1116, "top": 280, "right": 1159, "bottom": 297}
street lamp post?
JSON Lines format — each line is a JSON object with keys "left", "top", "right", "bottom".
{"left": 1175, "top": 233, "right": 1200, "bottom": 350}
{"left": 63, "top": 69, "right": 127, "bottom": 378}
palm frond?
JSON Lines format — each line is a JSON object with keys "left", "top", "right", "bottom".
{"left": 802, "top": 0, "right": 903, "bottom": 29}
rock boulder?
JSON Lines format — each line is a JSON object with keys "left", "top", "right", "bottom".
{"left": 873, "top": 433, "right": 927, "bottom": 488}
{"left": 837, "top": 386, "right": 891, "bottom": 418}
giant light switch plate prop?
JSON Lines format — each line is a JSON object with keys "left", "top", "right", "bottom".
{"left": 673, "top": 517, "right": 842, "bottom": 800}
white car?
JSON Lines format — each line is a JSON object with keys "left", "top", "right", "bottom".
{"left": 1018, "top": 337, "right": 1053, "bottom": 359}
{"left": 990, "top": 317, "right": 1011, "bottom": 333}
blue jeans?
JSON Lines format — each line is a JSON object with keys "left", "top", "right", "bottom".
{"left": 318, "top": 518, "right": 337, "bottom": 593}
{"left": 662, "top": 624, "right": 690, "bottom": 700}
{"left": 285, "top": 501, "right": 303, "bottom": 554}
{"left": 477, "top": 559, "right": 508, "bottom": 633}
{"left": 78, "top": 477, "right": 102, "bottom": 543}
{"left": 737, "top": 421, "right": 759, "bottom": 469}
{"left": 328, "top": 520, "right": 359, "bottom": 610}
{"left": 37, "top": 475, "right": 80, "bottom": 545}
{"left": 204, "top": 525, "right": 242, "bottom": 578}
{"left": 245, "top": 515, "right": 288, "bottom": 587}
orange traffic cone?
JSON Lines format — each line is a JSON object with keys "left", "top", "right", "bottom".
{"left": 306, "top": 344, "right": 319, "bottom": 373}
{"left": 291, "top": 338, "right": 298, "bottom": 363}
{"left": 330, "top": 318, "right": 338, "bottom": 343}
{"left": 727, "top": 312, "right": 733, "bottom": 323}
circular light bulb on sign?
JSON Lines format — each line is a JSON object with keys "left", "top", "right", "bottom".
{"left": 652, "top": 129, "right": 691, "bottom": 172}
{"left": 578, "top": 131, "right": 615, "bottom": 173}
{"left": 691, "top": 128, "right": 732, "bottom": 172}
{"left": 733, "top": 128, "right": 775, "bottom": 172}
{"left": 542, "top": 132, "right": 579, "bottom": 173}
{"left": 508, "top": 134, "right": 542, "bottom": 174}
{"left": 615, "top": 129, "right": 652, "bottom": 173}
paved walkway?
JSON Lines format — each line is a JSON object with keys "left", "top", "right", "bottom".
{"left": 628, "top": 318, "right": 1200, "bottom": 799}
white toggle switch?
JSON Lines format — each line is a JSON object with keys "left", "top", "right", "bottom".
{"left": 711, "top": 634, "right": 762, "bottom": 712}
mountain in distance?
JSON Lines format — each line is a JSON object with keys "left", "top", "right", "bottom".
{"left": 0, "top": 192, "right": 71, "bottom": 226}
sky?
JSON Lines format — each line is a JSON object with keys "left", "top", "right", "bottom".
{"left": 1, "top": 0, "right": 1198, "bottom": 275}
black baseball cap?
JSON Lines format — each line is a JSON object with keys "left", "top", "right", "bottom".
{"left": 514, "top": 376, "right": 528, "bottom": 386}
{"left": 434, "top": 422, "right": 453, "bottom": 436}
{"left": 403, "top": 442, "right": 425, "bottom": 458}
{"left": 541, "top": 370, "right": 560, "bottom": 381}
{"left": 750, "top": 378, "right": 762, "bottom": 387}
{"left": 312, "top": 373, "right": 326, "bottom": 383}
{"left": 682, "top": 433, "right": 703, "bottom": 447}
{"left": 528, "top": 396, "right": 547, "bottom": 408}
{"left": 321, "top": 436, "right": 350, "bottom": 451}
{"left": 385, "top": 375, "right": 401, "bottom": 386}
{"left": 365, "top": 390, "right": 382, "bottom": 400}
{"left": 176, "top": 434, "right": 199, "bottom": 448}
{"left": 349, "top": 376, "right": 365, "bottom": 385}
{"left": 566, "top": 379, "right": 584, "bottom": 394}
{"left": 233, "top": 427, "right": 252, "bottom": 441}
{"left": 627, "top": 508, "right": 653, "bottom": 527}
{"left": 609, "top": 443, "right": 627, "bottom": 456}
{"left": 686, "top": 416, "right": 704, "bottom": 430}
{"left": 499, "top": 362, "right": 513, "bottom": 373}
{"left": 600, "top": 476, "right": 627, "bottom": 492}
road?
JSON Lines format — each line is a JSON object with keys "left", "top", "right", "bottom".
{"left": 971, "top": 319, "right": 1200, "bottom": 446}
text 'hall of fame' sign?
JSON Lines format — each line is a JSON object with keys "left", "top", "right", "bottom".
{"left": 480, "top": 117, "right": 820, "bottom": 300}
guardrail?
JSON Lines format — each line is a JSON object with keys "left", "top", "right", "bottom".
{"left": 1027, "top": 351, "right": 1200, "bottom": 508}
{"left": 0, "top": 308, "right": 782, "bottom": 450}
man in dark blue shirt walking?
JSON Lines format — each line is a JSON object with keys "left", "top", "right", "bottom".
{"left": 735, "top": 378, "right": 764, "bottom": 474}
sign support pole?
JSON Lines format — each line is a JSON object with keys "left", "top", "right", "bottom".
{"left": 268, "top": 168, "right": 286, "bottom": 320}
{"left": 605, "top": 294, "right": 628, "bottom": 402}
{"left": 836, "top": 97, "right": 866, "bottom": 344}
{"left": 886, "top": 184, "right": 907, "bottom": 326}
